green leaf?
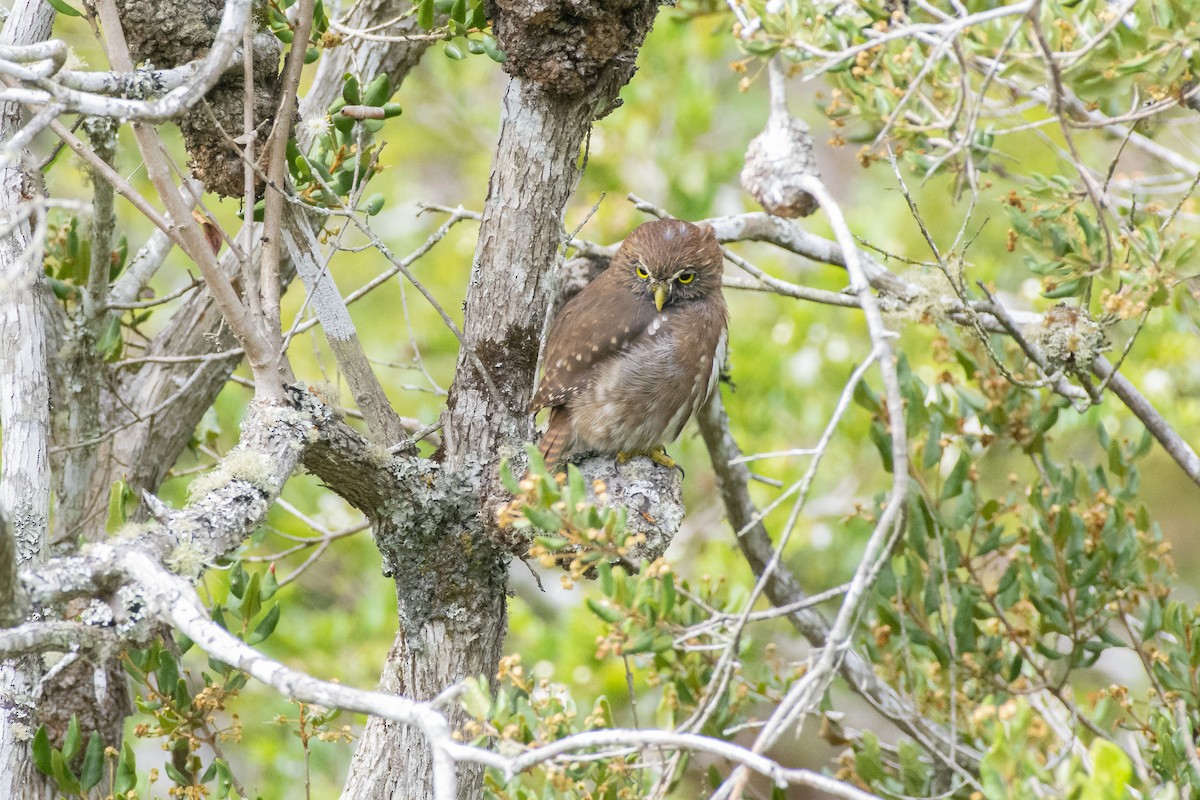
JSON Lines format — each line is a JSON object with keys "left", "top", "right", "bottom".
{"left": 922, "top": 412, "right": 943, "bottom": 469}
{"left": 30, "top": 726, "right": 53, "bottom": 776}
{"left": 229, "top": 561, "right": 248, "bottom": 600}
{"left": 469, "top": 0, "right": 486, "bottom": 28}
{"left": 341, "top": 74, "right": 361, "bottom": 105}
{"left": 242, "top": 571, "right": 262, "bottom": 620}
{"left": 523, "top": 505, "right": 563, "bottom": 532}
{"left": 856, "top": 730, "right": 885, "bottom": 782}
{"left": 482, "top": 33, "right": 506, "bottom": 62}
{"left": 940, "top": 454, "right": 970, "bottom": 500}
{"left": 62, "top": 715, "right": 81, "bottom": 762}
{"left": 362, "top": 74, "right": 391, "bottom": 107}
{"left": 156, "top": 653, "right": 180, "bottom": 697}
{"left": 166, "top": 759, "right": 191, "bottom": 786}
{"left": 114, "top": 741, "right": 137, "bottom": 794}
{"left": 417, "top": 0, "right": 435, "bottom": 29}
{"left": 248, "top": 603, "right": 282, "bottom": 645}
{"left": 44, "top": 0, "right": 82, "bottom": 16}
{"left": 623, "top": 632, "right": 656, "bottom": 654}
{"left": 50, "top": 749, "right": 80, "bottom": 794}
{"left": 586, "top": 598, "right": 623, "bottom": 625}
{"left": 1042, "top": 277, "right": 1084, "bottom": 299}
{"left": 95, "top": 313, "right": 122, "bottom": 360}
{"left": 173, "top": 677, "right": 192, "bottom": 710}
{"left": 444, "top": 41, "right": 466, "bottom": 60}
{"left": 363, "top": 193, "right": 385, "bottom": 216}
{"left": 79, "top": 732, "right": 104, "bottom": 791}
{"left": 533, "top": 535, "right": 569, "bottom": 551}
{"left": 597, "top": 560, "right": 614, "bottom": 596}
{"left": 212, "top": 758, "right": 237, "bottom": 799}
{"left": 105, "top": 478, "right": 134, "bottom": 534}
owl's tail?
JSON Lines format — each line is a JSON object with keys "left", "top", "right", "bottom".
{"left": 537, "top": 408, "right": 572, "bottom": 470}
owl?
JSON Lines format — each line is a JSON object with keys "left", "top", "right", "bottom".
{"left": 530, "top": 219, "right": 728, "bottom": 468}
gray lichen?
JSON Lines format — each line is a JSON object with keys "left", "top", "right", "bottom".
{"left": 1030, "top": 302, "right": 1108, "bottom": 373}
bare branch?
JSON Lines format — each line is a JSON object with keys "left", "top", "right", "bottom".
{"left": 282, "top": 203, "right": 408, "bottom": 444}
{"left": 0, "top": 620, "right": 114, "bottom": 660}
{"left": 0, "top": 0, "right": 251, "bottom": 122}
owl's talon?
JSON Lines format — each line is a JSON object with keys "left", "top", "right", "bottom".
{"left": 615, "top": 447, "right": 676, "bottom": 470}
{"left": 648, "top": 447, "right": 676, "bottom": 470}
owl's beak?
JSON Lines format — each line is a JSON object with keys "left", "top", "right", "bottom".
{"left": 653, "top": 283, "right": 668, "bottom": 312}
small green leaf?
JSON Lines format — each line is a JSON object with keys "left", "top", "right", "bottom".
{"left": 468, "top": 0, "right": 486, "bottom": 28}
{"left": 363, "top": 193, "right": 385, "bottom": 216}
{"left": 229, "top": 562, "right": 248, "bottom": 600}
{"left": 623, "top": 632, "right": 656, "bottom": 654}
{"left": 79, "top": 732, "right": 104, "bottom": 791}
{"left": 30, "top": 726, "right": 53, "bottom": 776}
{"left": 62, "top": 715, "right": 81, "bottom": 762}
{"left": 96, "top": 314, "right": 123, "bottom": 360}
{"left": 173, "top": 677, "right": 192, "bottom": 710}
{"left": 261, "top": 565, "right": 279, "bottom": 601}
{"left": 44, "top": 0, "right": 82, "bottom": 16}
{"left": 362, "top": 74, "right": 391, "bottom": 107}
{"left": 597, "top": 560, "right": 614, "bottom": 596}
{"left": 482, "top": 33, "right": 506, "bottom": 62}
{"left": 443, "top": 41, "right": 466, "bottom": 60}
{"left": 586, "top": 598, "right": 623, "bottom": 624}
{"left": 417, "top": 0, "right": 434, "bottom": 29}
{"left": 50, "top": 749, "right": 80, "bottom": 794}
{"left": 341, "top": 74, "right": 361, "bottom": 105}
{"left": 166, "top": 759, "right": 191, "bottom": 786}
{"left": 114, "top": 741, "right": 137, "bottom": 794}
{"left": 156, "top": 654, "right": 179, "bottom": 697}
{"left": 105, "top": 478, "right": 134, "bottom": 533}
{"left": 242, "top": 571, "right": 262, "bottom": 620}
{"left": 523, "top": 505, "right": 563, "bottom": 532}
{"left": 247, "top": 603, "right": 281, "bottom": 645}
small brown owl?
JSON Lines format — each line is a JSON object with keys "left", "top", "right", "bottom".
{"left": 530, "top": 219, "right": 728, "bottom": 468}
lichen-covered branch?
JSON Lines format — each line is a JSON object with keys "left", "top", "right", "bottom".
{"left": 21, "top": 387, "right": 329, "bottom": 607}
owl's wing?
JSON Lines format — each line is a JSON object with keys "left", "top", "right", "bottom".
{"left": 529, "top": 271, "right": 657, "bottom": 413}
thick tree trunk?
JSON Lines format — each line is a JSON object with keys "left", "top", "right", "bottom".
{"left": 340, "top": 0, "right": 662, "bottom": 792}
{"left": 0, "top": 2, "right": 59, "bottom": 795}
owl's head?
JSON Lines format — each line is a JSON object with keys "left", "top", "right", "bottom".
{"left": 616, "top": 219, "right": 724, "bottom": 311}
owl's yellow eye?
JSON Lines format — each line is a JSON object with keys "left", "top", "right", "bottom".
{"left": 635, "top": 266, "right": 649, "bottom": 280}
{"left": 677, "top": 271, "right": 696, "bottom": 284}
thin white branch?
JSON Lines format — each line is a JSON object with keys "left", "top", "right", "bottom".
{"left": 0, "top": 0, "right": 251, "bottom": 122}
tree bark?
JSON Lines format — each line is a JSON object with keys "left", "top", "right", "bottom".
{"left": 340, "top": 0, "right": 661, "bottom": 780}
{"left": 0, "top": 0, "right": 60, "bottom": 794}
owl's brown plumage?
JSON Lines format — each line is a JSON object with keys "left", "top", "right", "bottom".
{"left": 530, "top": 219, "right": 728, "bottom": 466}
